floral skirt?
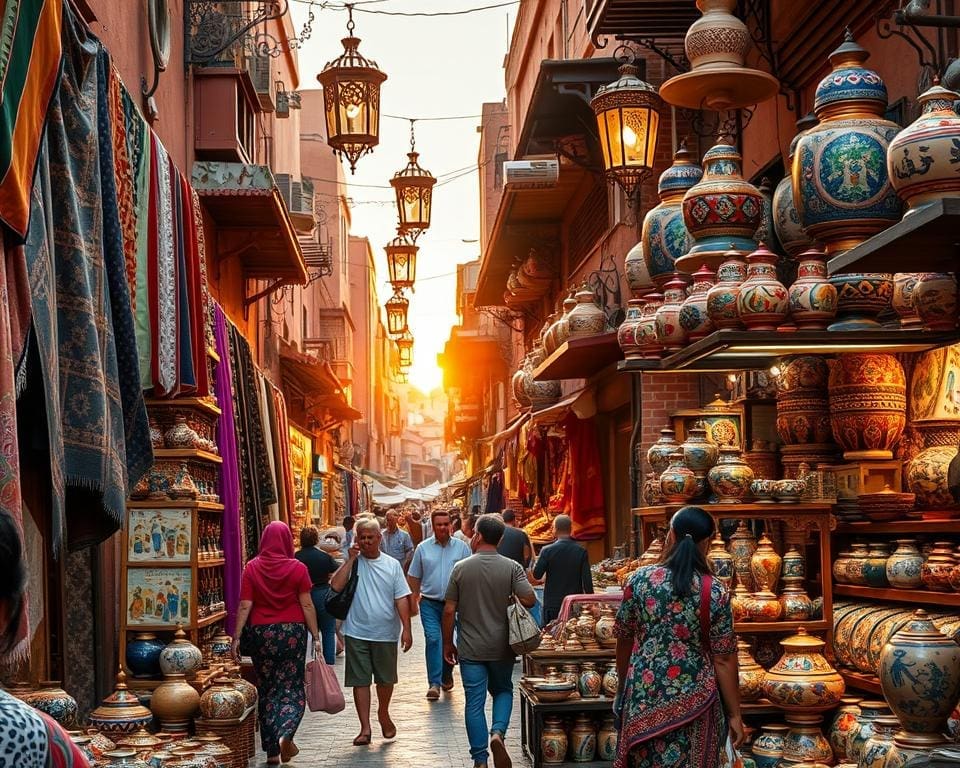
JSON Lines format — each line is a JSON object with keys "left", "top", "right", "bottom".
{"left": 249, "top": 622, "right": 307, "bottom": 757}
{"left": 627, "top": 698, "right": 725, "bottom": 768}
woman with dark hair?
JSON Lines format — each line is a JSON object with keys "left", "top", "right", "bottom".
{"left": 612, "top": 506, "right": 742, "bottom": 768}
{"left": 295, "top": 525, "right": 339, "bottom": 665}
{"left": 0, "top": 511, "right": 90, "bottom": 767}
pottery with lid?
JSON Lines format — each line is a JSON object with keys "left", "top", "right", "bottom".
{"left": 762, "top": 628, "right": 845, "bottom": 711}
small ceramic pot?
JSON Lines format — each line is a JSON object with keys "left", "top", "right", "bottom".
{"left": 773, "top": 477, "right": 805, "bottom": 503}
{"left": 570, "top": 713, "right": 597, "bottom": 761}
{"left": 678, "top": 264, "right": 716, "bottom": 341}
{"left": 751, "top": 723, "right": 789, "bottom": 768}
{"left": 541, "top": 715, "right": 568, "bottom": 764}
{"left": 750, "top": 534, "right": 782, "bottom": 593}
{"left": 617, "top": 299, "right": 645, "bottom": 359}
{"left": 779, "top": 576, "right": 813, "bottom": 621}
{"left": 859, "top": 715, "right": 899, "bottom": 768}
{"left": 566, "top": 285, "right": 606, "bottom": 339}
{"left": 922, "top": 542, "right": 956, "bottom": 592}
{"left": 654, "top": 275, "right": 690, "bottom": 351}
{"left": 706, "top": 532, "right": 735, "bottom": 588}
{"left": 845, "top": 543, "right": 871, "bottom": 586}
{"left": 731, "top": 583, "right": 751, "bottom": 622}
{"left": 893, "top": 273, "right": 922, "bottom": 327}
{"left": 846, "top": 701, "right": 892, "bottom": 763}
{"left": 601, "top": 662, "right": 618, "bottom": 697}
{"left": 659, "top": 451, "right": 697, "bottom": 503}
{"left": 198, "top": 678, "right": 245, "bottom": 721}
{"left": 597, "top": 716, "right": 618, "bottom": 761}
{"left": 746, "top": 591, "right": 782, "bottom": 622}
{"left": 827, "top": 696, "right": 862, "bottom": 761}
{"left": 635, "top": 292, "right": 665, "bottom": 359}
{"left": 914, "top": 271, "right": 959, "bottom": 331}
{"left": 886, "top": 539, "right": 923, "bottom": 589}
{"left": 577, "top": 662, "right": 602, "bottom": 699}
{"left": 646, "top": 427, "right": 680, "bottom": 476}
{"left": 781, "top": 714, "right": 833, "bottom": 764}
{"left": 737, "top": 243, "right": 789, "bottom": 331}
{"left": 126, "top": 633, "right": 166, "bottom": 679}
{"left": 706, "top": 248, "right": 748, "bottom": 329}
{"left": 862, "top": 543, "right": 890, "bottom": 588}
{"left": 158, "top": 627, "right": 203, "bottom": 676}
{"left": 782, "top": 545, "right": 805, "bottom": 579}
{"left": 729, "top": 520, "right": 757, "bottom": 591}
{"left": 681, "top": 423, "right": 719, "bottom": 475}
{"left": 737, "top": 640, "right": 766, "bottom": 702}
{"left": 750, "top": 478, "right": 777, "bottom": 502}
{"left": 788, "top": 248, "right": 838, "bottom": 329}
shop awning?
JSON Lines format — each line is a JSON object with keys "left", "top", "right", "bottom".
{"left": 278, "top": 343, "right": 361, "bottom": 423}
{"left": 586, "top": 0, "right": 699, "bottom": 43}
{"left": 532, "top": 331, "right": 623, "bottom": 381}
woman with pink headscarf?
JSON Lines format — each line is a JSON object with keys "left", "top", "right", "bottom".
{"left": 233, "top": 522, "right": 320, "bottom": 765}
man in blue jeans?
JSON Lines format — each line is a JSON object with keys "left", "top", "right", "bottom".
{"left": 407, "top": 508, "right": 471, "bottom": 700}
{"left": 443, "top": 514, "right": 537, "bottom": 768}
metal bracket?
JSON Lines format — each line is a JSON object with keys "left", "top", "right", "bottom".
{"left": 587, "top": 251, "right": 624, "bottom": 329}
{"left": 141, "top": 0, "right": 171, "bottom": 121}
{"left": 879, "top": 1, "right": 943, "bottom": 77}
{"left": 244, "top": 277, "right": 289, "bottom": 310}
{"left": 186, "top": 0, "right": 290, "bottom": 66}
{"left": 614, "top": 35, "right": 689, "bottom": 74}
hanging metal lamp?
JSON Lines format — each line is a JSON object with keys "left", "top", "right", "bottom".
{"left": 397, "top": 331, "right": 414, "bottom": 368}
{"left": 385, "top": 292, "right": 410, "bottom": 336}
{"left": 390, "top": 121, "right": 436, "bottom": 241}
{"left": 385, "top": 233, "right": 418, "bottom": 292}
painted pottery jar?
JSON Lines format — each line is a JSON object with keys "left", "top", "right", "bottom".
{"left": 893, "top": 273, "right": 922, "bottom": 327}
{"left": 659, "top": 450, "right": 697, "bottom": 503}
{"left": 149, "top": 417, "right": 164, "bottom": 450}
{"left": 886, "top": 539, "right": 924, "bottom": 589}
{"left": 751, "top": 723, "right": 789, "bottom": 768}
{"left": 827, "top": 272, "right": 894, "bottom": 331}
{"left": 646, "top": 427, "right": 679, "bottom": 475}
{"left": 634, "top": 292, "right": 664, "bottom": 359}
{"left": 601, "top": 661, "right": 618, "bottom": 697}
{"left": 762, "top": 629, "right": 845, "bottom": 712}
{"left": 542, "top": 311, "right": 561, "bottom": 356}
{"left": 617, "top": 299, "right": 644, "bottom": 359}
{"left": 774, "top": 116, "right": 819, "bottom": 258}
{"left": 792, "top": 32, "right": 902, "bottom": 256}
{"left": 555, "top": 293, "right": 577, "bottom": 347}
{"left": 707, "top": 445, "right": 755, "bottom": 503}
{"left": 862, "top": 543, "right": 890, "bottom": 588}
{"left": 577, "top": 662, "right": 602, "bottom": 699}
{"left": 847, "top": 701, "right": 893, "bottom": 763}
{"left": 773, "top": 477, "right": 805, "bottom": 502}
{"left": 624, "top": 240, "right": 653, "bottom": 297}
{"left": 827, "top": 697, "right": 862, "bottom": 761}
{"left": 731, "top": 583, "right": 751, "bottom": 622}
{"left": 782, "top": 545, "right": 805, "bottom": 579}
{"left": 706, "top": 248, "right": 748, "bottom": 329}
{"left": 158, "top": 627, "right": 203, "bottom": 676}
{"left": 223, "top": 665, "right": 257, "bottom": 709}
{"left": 126, "top": 633, "right": 166, "bottom": 679}
{"left": 750, "top": 533, "right": 782, "bottom": 592}
{"left": 921, "top": 542, "right": 956, "bottom": 592}
{"left": 680, "top": 142, "right": 762, "bottom": 272}
{"left": 885, "top": 730, "right": 949, "bottom": 768}
{"left": 209, "top": 633, "right": 233, "bottom": 661}
{"left": 681, "top": 423, "right": 719, "bottom": 475}
{"left": 151, "top": 673, "right": 200, "bottom": 732}
{"left": 679, "top": 264, "right": 717, "bottom": 340}
{"left": 569, "top": 714, "right": 596, "bottom": 762}
{"left": 778, "top": 353, "right": 830, "bottom": 392}
{"left": 512, "top": 364, "right": 531, "bottom": 408}
{"left": 707, "top": 532, "right": 735, "bottom": 588}
{"left": 595, "top": 606, "right": 617, "bottom": 648}
{"left": 729, "top": 520, "right": 757, "bottom": 591}
{"left": 575, "top": 612, "right": 597, "bottom": 642}
{"left": 29, "top": 681, "right": 78, "bottom": 728}
{"left": 199, "top": 678, "right": 245, "bottom": 721}
{"left": 746, "top": 590, "right": 782, "bottom": 622}
{"left": 860, "top": 715, "right": 900, "bottom": 768}
{"left": 908, "top": 444, "right": 960, "bottom": 510}
{"left": 779, "top": 577, "right": 813, "bottom": 621}
{"left": 828, "top": 353, "right": 907, "bottom": 460}
{"left": 164, "top": 415, "right": 201, "bottom": 450}
{"left": 736, "top": 243, "right": 788, "bottom": 330}
{"left": 737, "top": 640, "right": 766, "bottom": 701}
{"left": 845, "top": 542, "right": 871, "bottom": 586}
{"left": 781, "top": 714, "right": 833, "bottom": 764}
{"left": 788, "top": 248, "right": 838, "bottom": 329}
{"left": 597, "top": 716, "right": 618, "bottom": 761}
{"left": 540, "top": 715, "right": 567, "bottom": 764}
{"left": 888, "top": 83, "right": 960, "bottom": 212}
{"left": 914, "top": 271, "right": 959, "bottom": 331}
{"left": 641, "top": 144, "right": 702, "bottom": 287}
{"left": 750, "top": 478, "right": 776, "bottom": 502}
{"left": 880, "top": 609, "right": 960, "bottom": 735}
{"left": 683, "top": 0, "right": 750, "bottom": 69}
{"left": 566, "top": 285, "right": 606, "bottom": 339}
{"left": 833, "top": 551, "right": 853, "bottom": 584}
{"left": 777, "top": 376, "right": 833, "bottom": 448}
{"left": 654, "top": 275, "right": 690, "bottom": 351}
{"left": 524, "top": 371, "right": 561, "bottom": 408}
{"left": 88, "top": 670, "right": 154, "bottom": 735}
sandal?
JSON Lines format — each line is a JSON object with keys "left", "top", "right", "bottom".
{"left": 352, "top": 733, "right": 372, "bottom": 747}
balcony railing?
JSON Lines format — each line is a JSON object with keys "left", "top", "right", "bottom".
{"left": 186, "top": 1, "right": 290, "bottom": 67}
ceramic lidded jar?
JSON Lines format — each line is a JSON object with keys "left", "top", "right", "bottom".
{"left": 922, "top": 542, "right": 957, "bottom": 592}
{"left": 706, "top": 247, "right": 748, "bottom": 329}
{"left": 706, "top": 532, "right": 734, "bottom": 588}
{"left": 680, "top": 142, "right": 762, "bottom": 273}
{"left": 126, "top": 633, "right": 167, "bottom": 679}
{"left": 681, "top": 422, "right": 719, "bottom": 475}
{"left": 707, "top": 445, "right": 755, "bottom": 503}
{"left": 781, "top": 714, "right": 834, "bottom": 764}
{"left": 893, "top": 273, "right": 922, "bottom": 327}
{"left": 750, "top": 533, "right": 782, "bottom": 593}
{"left": 737, "top": 640, "right": 766, "bottom": 701}
{"left": 634, "top": 292, "right": 665, "bottom": 359}
{"left": 654, "top": 274, "right": 690, "bottom": 351}
{"left": 762, "top": 629, "right": 846, "bottom": 711}
{"left": 792, "top": 31, "right": 902, "bottom": 257}
{"left": 888, "top": 82, "right": 960, "bottom": 212}
{"left": 914, "top": 271, "right": 959, "bottom": 331}
{"left": 880, "top": 609, "right": 960, "bottom": 736}
{"left": 641, "top": 143, "right": 703, "bottom": 287}
{"left": 828, "top": 353, "right": 906, "bottom": 460}
{"left": 846, "top": 701, "right": 893, "bottom": 763}
{"left": 647, "top": 427, "right": 680, "bottom": 476}
{"left": 736, "top": 243, "right": 789, "bottom": 330}
{"left": 566, "top": 285, "right": 606, "bottom": 340}
{"left": 827, "top": 696, "right": 862, "bottom": 761}
{"left": 158, "top": 626, "right": 203, "bottom": 677}
{"left": 617, "top": 298, "right": 644, "bottom": 359}
{"left": 774, "top": 116, "right": 819, "bottom": 258}
{"left": 199, "top": 678, "right": 245, "bottom": 721}
{"left": 780, "top": 577, "right": 813, "bottom": 621}
{"left": 730, "top": 583, "right": 751, "bottom": 622}
{"left": 659, "top": 450, "right": 697, "bottom": 503}
{"left": 28, "top": 681, "right": 78, "bottom": 728}
{"left": 751, "top": 723, "right": 789, "bottom": 768}
{"left": 782, "top": 545, "right": 805, "bottom": 579}
{"left": 729, "top": 520, "right": 757, "bottom": 591}
{"left": 679, "top": 264, "right": 717, "bottom": 341}
{"left": 788, "top": 248, "right": 838, "bottom": 330}
{"left": 886, "top": 539, "right": 923, "bottom": 589}
{"left": 88, "top": 670, "right": 154, "bottom": 736}
{"left": 541, "top": 715, "right": 568, "bottom": 764}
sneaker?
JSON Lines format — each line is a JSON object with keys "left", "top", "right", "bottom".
{"left": 426, "top": 684, "right": 441, "bottom": 701}
{"left": 490, "top": 732, "right": 511, "bottom": 768}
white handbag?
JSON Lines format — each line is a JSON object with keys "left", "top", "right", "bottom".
{"left": 507, "top": 595, "right": 542, "bottom": 654}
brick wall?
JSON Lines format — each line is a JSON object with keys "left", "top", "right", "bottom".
{"left": 639, "top": 373, "right": 701, "bottom": 471}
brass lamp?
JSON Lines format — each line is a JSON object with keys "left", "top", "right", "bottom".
{"left": 397, "top": 332, "right": 414, "bottom": 368}
{"left": 591, "top": 48, "right": 663, "bottom": 200}
{"left": 386, "top": 233, "right": 417, "bottom": 292}
{"left": 385, "top": 292, "right": 410, "bottom": 336}
{"left": 390, "top": 123, "right": 436, "bottom": 241}
{"left": 317, "top": 7, "right": 387, "bottom": 173}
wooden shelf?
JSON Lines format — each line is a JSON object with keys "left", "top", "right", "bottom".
{"left": 198, "top": 558, "right": 226, "bottom": 569}
{"left": 532, "top": 332, "right": 623, "bottom": 381}
{"left": 839, "top": 669, "right": 882, "bottom": 695}
{"left": 154, "top": 448, "right": 223, "bottom": 464}
{"left": 635, "top": 503, "right": 833, "bottom": 520}
{"left": 519, "top": 687, "right": 614, "bottom": 709}
{"left": 127, "top": 499, "right": 224, "bottom": 511}
{"left": 736, "top": 619, "right": 830, "bottom": 634}
{"left": 837, "top": 519, "right": 960, "bottom": 534}
{"left": 527, "top": 649, "right": 615, "bottom": 660}
{"left": 197, "top": 610, "right": 227, "bottom": 628}
{"left": 145, "top": 396, "right": 221, "bottom": 416}
{"left": 834, "top": 584, "right": 960, "bottom": 606}
{"left": 742, "top": 699, "right": 783, "bottom": 715}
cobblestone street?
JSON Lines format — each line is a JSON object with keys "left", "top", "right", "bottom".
{"left": 257, "top": 615, "right": 533, "bottom": 767}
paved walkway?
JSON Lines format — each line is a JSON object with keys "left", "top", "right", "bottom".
{"left": 256, "top": 615, "right": 533, "bottom": 767}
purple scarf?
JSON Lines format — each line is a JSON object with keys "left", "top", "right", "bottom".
{"left": 214, "top": 303, "right": 243, "bottom": 635}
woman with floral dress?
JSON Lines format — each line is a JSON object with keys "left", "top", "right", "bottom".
{"left": 612, "top": 506, "right": 743, "bottom": 768}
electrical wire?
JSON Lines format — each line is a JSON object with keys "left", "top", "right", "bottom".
{"left": 290, "top": 0, "right": 519, "bottom": 17}
{"left": 383, "top": 113, "right": 483, "bottom": 122}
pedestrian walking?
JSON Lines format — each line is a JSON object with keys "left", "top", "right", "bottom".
{"left": 443, "top": 514, "right": 536, "bottom": 768}
{"left": 407, "top": 508, "right": 471, "bottom": 700}
{"left": 294, "top": 525, "right": 339, "bottom": 665}
{"left": 331, "top": 518, "right": 413, "bottom": 747}
{"left": 380, "top": 509, "right": 414, "bottom": 571}
{"left": 341, "top": 515, "right": 356, "bottom": 559}
{"left": 232, "top": 521, "right": 320, "bottom": 765}
{"left": 532, "top": 514, "right": 593, "bottom": 624}
{"left": 497, "top": 510, "right": 532, "bottom": 567}
{"left": 454, "top": 512, "right": 477, "bottom": 545}
{"left": 613, "top": 506, "right": 743, "bottom": 768}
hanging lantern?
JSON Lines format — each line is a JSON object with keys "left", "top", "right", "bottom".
{"left": 390, "top": 122, "right": 436, "bottom": 241}
{"left": 591, "top": 46, "right": 662, "bottom": 200}
{"left": 385, "top": 292, "right": 409, "bottom": 336}
{"left": 317, "top": 6, "right": 387, "bottom": 173}
{"left": 397, "top": 332, "right": 414, "bottom": 368}
{"left": 385, "top": 233, "right": 418, "bottom": 292}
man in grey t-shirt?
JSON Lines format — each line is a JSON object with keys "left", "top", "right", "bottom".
{"left": 444, "top": 514, "right": 536, "bottom": 768}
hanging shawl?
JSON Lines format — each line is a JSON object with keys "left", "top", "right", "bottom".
{"left": 106, "top": 66, "right": 137, "bottom": 298}
{"left": 182, "top": 178, "right": 209, "bottom": 397}
{"left": 258, "top": 370, "right": 279, "bottom": 522}
{"left": 273, "top": 386, "right": 296, "bottom": 525}
{"left": 213, "top": 304, "right": 242, "bottom": 635}
{"left": 562, "top": 412, "right": 606, "bottom": 540}
{"left": 149, "top": 136, "right": 175, "bottom": 396}
{"left": 171, "top": 170, "right": 194, "bottom": 393}
{"left": 0, "top": 0, "right": 63, "bottom": 239}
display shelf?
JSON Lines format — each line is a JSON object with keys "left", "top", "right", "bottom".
{"left": 527, "top": 648, "right": 615, "bottom": 660}
{"left": 198, "top": 558, "right": 226, "bottom": 569}
{"left": 742, "top": 699, "right": 783, "bottom": 715}
{"left": 836, "top": 519, "right": 960, "bottom": 534}
{"left": 834, "top": 584, "right": 960, "bottom": 606}
{"left": 736, "top": 619, "right": 830, "bottom": 634}
{"left": 634, "top": 502, "right": 833, "bottom": 519}
{"left": 154, "top": 448, "right": 223, "bottom": 464}
{"left": 145, "top": 396, "right": 221, "bottom": 417}
{"left": 531, "top": 332, "right": 623, "bottom": 381}
{"left": 197, "top": 610, "right": 228, "bottom": 629}
{"left": 839, "top": 669, "right": 882, "bottom": 695}
{"left": 127, "top": 499, "right": 224, "bottom": 511}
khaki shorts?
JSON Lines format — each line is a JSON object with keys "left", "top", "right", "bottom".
{"left": 344, "top": 636, "right": 399, "bottom": 687}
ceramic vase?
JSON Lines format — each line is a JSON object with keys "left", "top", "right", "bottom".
{"left": 223, "top": 665, "right": 257, "bottom": 709}
{"left": 641, "top": 144, "right": 702, "bottom": 287}
{"left": 566, "top": 285, "right": 606, "bottom": 339}
{"left": 828, "top": 353, "right": 906, "bottom": 460}
{"left": 914, "top": 272, "right": 959, "bottom": 331}
{"left": 893, "top": 273, "right": 922, "bottom": 327}
{"left": 617, "top": 299, "right": 645, "bottom": 360}
{"left": 555, "top": 293, "right": 577, "bottom": 347}
{"left": 886, "top": 539, "right": 924, "bottom": 589}
{"left": 707, "top": 445, "right": 755, "bottom": 503}
{"left": 792, "top": 32, "right": 902, "bottom": 256}
{"left": 88, "top": 670, "right": 154, "bottom": 736}
{"left": 28, "top": 681, "right": 78, "bottom": 728}
{"left": 846, "top": 542, "right": 871, "bottom": 586}
{"left": 750, "top": 534, "right": 782, "bottom": 592}
{"left": 729, "top": 520, "right": 757, "bottom": 591}
{"left": 751, "top": 723, "right": 789, "bottom": 768}
{"left": 706, "top": 248, "right": 748, "bottom": 329}
{"left": 541, "top": 715, "right": 567, "bottom": 764}
{"left": 679, "top": 264, "right": 717, "bottom": 340}
{"left": 681, "top": 423, "right": 719, "bottom": 475}
{"left": 595, "top": 606, "right": 617, "bottom": 648}
{"left": 737, "top": 640, "right": 766, "bottom": 701}
{"left": 730, "top": 583, "right": 751, "bottom": 622}
{"left": 847, "top": 701, "right": 893, "bottom": 763}
{"left": 888, "top": 82, "right": 960, "bottom": 212}
{"left": 624, "top": 240, "right": 652, "bottom": 297}
{"left": 706, "top": 532, "right": 734, "bottom": 588}
{"left": 199, "top": 678, "right": 245, "bottom": 721}
{"left": 736, "top": 243, "right": 788, "bottom": 330}
{"left": 126, "top": 633, "right": 166, "bottom": 679}
{"left": 782, "top": 545, "right": 805, "bottom": 579}
{"left": 762, "top": 629, "right": 846, "bottom": 711}
{"left": 860, "top": 715, "right": 900, "bottom": 768}
{"left": 781, "top": 714, "right": 833, "bottom": 764}
{"left": 647, "top": 427, "right": 680, "bottom": 475}
{"left": 774, "top": 116, "right": 819, "bottom": 258}
{"left": 921, "top": 542, "right": 956, "bottom": 592}
{"left": 832, "top": 551, "right": 853, "bottom": 584}
{"left": 164, "top": 415, "right": 200, "bottom": 450}
{"left": 569, "top": 714, "right": 596, "bottom": 762}
{"left": 827, "top": 696, "right": 862, "bottom": 761}
{"left": 654, "top": 275, "right": 689, "bottom": 351}
{"left": 880, "top": 609, "right": 960, "bottom": 736}
{"left": 597, "top": 716, "right": 618, "bottom": 761}
{"left": 634, "top": 292, "right": 664, "bottom": 359}
{"left": 680, "top": 142, "right": 762, "bottom": 272}
{"left": 601, "top": 662, "right": 618, "bottom": 697}
{"left": 862, "top": 543, "right": 890, "bottom": 588}
{"left": 747, "top": 591, "right": 782, "bottom": 622}
{"left": 151, "top": 673, "right": 200, "bottom": 732}
{"left": 788, "top": 248, "right": 838, "bottom": 329}
{"left": 524, "top": 371, "right": 561, "bottom": 409}
{"left": 159, "top": 627, "right": 203, "bottom": 676}
{"left": 578, "top": 662, "right": 602, "bottom": 699}
{"left": 659, "top": 451, "right": 697, "bottom": 503}
{"left": 209, "top": 633, "right": 233, "bottom": 661}
{"left": 779, "top": 576, "right": 813, "bottom": 621}
{"left": 512, "top": 364, "right": 531, "bottom": 408}
{"left": 827, "top": 272, "right": 894, "bottom": 331}
{"left": 776, "top": 356, "right": 834, "bottom": 447}
{"left": 908, "top": 444, "right": 960, "bottom": 510}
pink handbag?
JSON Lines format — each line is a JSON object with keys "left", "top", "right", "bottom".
{"left": 305, "top": 650, "right": 345, "bottom": 714}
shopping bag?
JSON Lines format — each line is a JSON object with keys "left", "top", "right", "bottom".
{"left": 325, "top": 558, "right": 359, "bottom": 621}
{"left": 305, "top": 650, "right": 345, "bottom": 714}
{"left": 507, "top": 595, "right": 542, "bottom": 654}
{"left": 720, "top": 734, "right": 744, "bottom": 768}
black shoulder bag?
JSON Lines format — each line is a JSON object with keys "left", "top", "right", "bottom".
{"left": 325, "top": 558, "right": 359, "bottom": 621}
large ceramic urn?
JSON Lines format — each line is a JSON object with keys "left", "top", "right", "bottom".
{"left": 151, "top": 673, "right": 200, "bottom": 733}
{"left": 879, "top": 609, "right": 960, "bottom": 738}
{"left": 774, "top": 115, "right": 819, "bottom": 259}
{"left": 762, "top": 628, "right": 845, "bottom": 711}
{"left": 737, "top": 640, "right": 766, "bottom": 702}
{"left": 647, "top": 427, "right": 680, "bottom": 476}
{"left": 88, "top": 670, "right": 154, "bottom": 736}
{"left": 889, "top": 82, "right": 960, "bottom": 213}
{"left": 707, "top": 445, "right": 754, "bottom": 503}
{"left": 828, "top": 353, "right": 906, "bottom": 460}
{"left": 792, "top": 31, "right": 902, "bottom": 256}
{"left": 640, "top": 144, "right": 703, "bottom": 288}
{"left": 679, "top": 142, "right": 762, "bottom": 273}
{"left": 566, "top": 285, "right": 606, "bottom": 340}
{"left": 776, "top": 355, "right": 836, "bottom": 450}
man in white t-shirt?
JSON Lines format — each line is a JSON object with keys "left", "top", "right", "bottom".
{"left": 330, "top": 518, "right": 413, "bottom": 747}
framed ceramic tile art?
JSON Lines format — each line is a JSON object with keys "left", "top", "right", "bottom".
{"left": 126, "top": 567, "right": 192, "bottom": 627}
{"left": 127, "top": 508, "right": 192, "bottom": 563}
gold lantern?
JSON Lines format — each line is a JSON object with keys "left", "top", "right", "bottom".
{"left": 591, "top": 48, "right": 662, "bottom": 200}
{"left": 317, "top": 7, "right": 387, "bottom": 173}
{"left": 385, "top": 292, "right": 409, "bottom": 336}
{"left": 390, "top": 122, "right": 436, "bottom": 241}
{"left": 397, "top": 332, "right": 414, "bottom": 368}
{"left": 385, "top": 233, "right": 417, "bottom": 292}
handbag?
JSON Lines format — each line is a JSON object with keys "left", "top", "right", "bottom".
{"left": 507, "top": 594, "right": 542, "bottom": 654}
{"left": 325, "top": 558, "right": 359, "bottom": 621}
{"left": 305, "top": 648, "right": 345, "bottom": 714}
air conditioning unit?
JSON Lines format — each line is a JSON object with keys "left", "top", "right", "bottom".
{"left": 503, "top": 157, "right": 559, "bottom": 190}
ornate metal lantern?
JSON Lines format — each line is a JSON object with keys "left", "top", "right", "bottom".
{"left": 390, "top": 122, "right": 436, "bottom": 240}
{"left": 591, "top": 47, "right": 663, "bottom": 199}
{"left": 385, "top": 292, "right": 410, "bottom": 336}
{"left": 397, "top": 332, "right": 414, "bottom": 368}
{"left": 317, "top": 7, "right": 387, "bottom": 173}
{"left": 385, "top": 233, "right": 417, "bottom": 292}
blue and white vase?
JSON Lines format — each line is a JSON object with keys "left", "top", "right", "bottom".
{"left": 158, "top": 626, "right": 203, "bottom": 676}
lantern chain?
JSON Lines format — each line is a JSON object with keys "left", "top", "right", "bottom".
{"left": 345, "top": 3, "right": 355, "bottom": 34}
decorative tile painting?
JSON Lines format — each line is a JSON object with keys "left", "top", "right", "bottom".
{"left": 126, "top": 567, "right": 192, "bottom": 626}
{"left": 127, "top": 508, "right": 192, "bottom": 563}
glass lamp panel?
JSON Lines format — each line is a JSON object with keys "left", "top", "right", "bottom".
{"left": 603, "top": 109, "right": 626, "bottom": 168}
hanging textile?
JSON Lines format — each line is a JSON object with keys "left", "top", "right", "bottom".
{"left": 272, "top": 385, "right": 296, "bottom": 525}
{"left": 485, "top": 467, "right": 505, "bottom": 514}
{"left": 0, "top": 0, "right": 64, "bottom": 239}
{"left": 213, "top": 304, "right": 242, "bottom": 635}
{"left": 182, "top": 179, "right": 209, "bottom": 397}
{"left": 124, "top": 88, "right": 152, "bottom": 391}
{"left": 258, "top": 370, "right": 279, "bottom": 522}
{"left": 172, "top": 172, "right": 194, "bottom": 393}
{"left": 106, "top": 67, "right": 137, "bottom": 298}
{"left": 562, "top": 412, "right": 606, "bottom": 540}
{"left": 149, "top": 135, "right": 176, "bottom": 397}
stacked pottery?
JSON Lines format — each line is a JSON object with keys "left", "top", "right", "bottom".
{"left": 750, "top": 534, "right": 782, "bottom": 593}
{"left": 707, "top": 532, "right": 735, "bottom": 588}
{"left": 88, "top": 670, "right": 154, "bottom": 736}
{"left": 828, "top": 353, "right": 906, "bottom": 460}
{"left": 773, "top": 115, "right": 818, "bottom": 259}
{"left": 776, "top": 356, "right": 836, "bottom": 464}
{"left": 679, "top": 265, "right": 717, "bottom": 340}
{"left": 659, "top": 451, "right": 697, "bottom": 503}
{"left": 751, "top": 724, "right": 789, "bottom": 768}
{"left": 27, "top": 681, "right": 78, "bottom": 728}
{"left": 729, "top": 520, "right": 758, "bottom": 591}
{"left": 566, "top": 285, "right": 606, "bottom": 340}
{"left": 827, "top": 697, "right": 862, "bottom": 761}
{"left": 654, "top": 274, "right": 690, "bottom": 351}
{"left": 893, "top": 273, "right": 923, "bottom": 327}
{"left": 647, "top": 427, "right": 680, "bottom": 476}
{"left": 706, "top": 247, "right": 748, "bottom": 329}
{"left": 886, "top": 539, "right": 924, "bottom": 589}
{"left": 762, "top": 629, "right": 845, "bottom": 711}
{"left": 788, "top": 248, "right": 838, "bottom": 329}
{"left": 914, "top": 272, "right": 959, "bottom": 331}
{"left": 707, "top": 445, "right": 755, "bottom": 503}
{"left": 781, "top": 714, "right": 833, "bottom": 764}
{"left": 616, "top": 299, "right": 645, "bottom": 359}
{"left": 736, "top": 243, "right": 788, "bottom": 331}
{"left": 847, "top": 701, "right": 893, "bottom": 763}
{"left": 640, "top": 143, "right": 703, "bottom": 287}
{"left": 737, "top": 640, "right": 766, "bottom": 702}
